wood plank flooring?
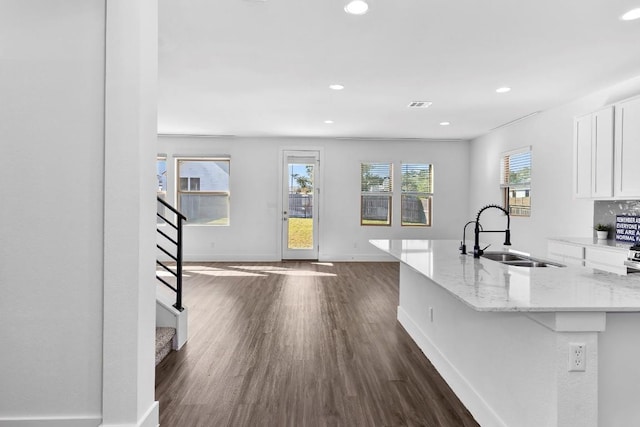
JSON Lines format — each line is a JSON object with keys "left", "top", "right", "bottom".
{"left": 155, "top": 262, "right": 479, "bottom": 427}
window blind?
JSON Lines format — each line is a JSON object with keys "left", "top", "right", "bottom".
{"left": 361, "top": 163, "right": 392, "bottom": 193}
{"left": 401, "top": 163, "right": 433, "bottom": 193}
{"left": 500, "top": 149, "right": 531, "bottom": 188}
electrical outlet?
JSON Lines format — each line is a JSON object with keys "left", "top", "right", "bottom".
{"left": 569, "top": 343, "right": 586, "bottom": 372}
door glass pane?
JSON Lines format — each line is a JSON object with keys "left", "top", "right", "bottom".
{"left": 287, "top": 162, "right": 314, "bottom": 249}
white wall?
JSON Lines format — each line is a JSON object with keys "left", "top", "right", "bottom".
{"left": 0, "top": 2, "right": 158, "bottom": 426}
{"left": 102, "top": 1, "right": 159, "bottom": 426}
{"left": 0, "top": 1, "right": 105, "bottom": 423}
{"left": 158, "top": 136, "right": 470, "bottom": 261}
{"left": 468, "top": 76, "right": 640, "bottom": 256}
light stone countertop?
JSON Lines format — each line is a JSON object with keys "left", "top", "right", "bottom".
{"left": 370, "top": 239, "right": 640, "bottom": 313}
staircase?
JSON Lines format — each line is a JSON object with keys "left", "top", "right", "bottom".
{"left": 155, "top": 327, "right": 176, "bottom": 366}
{"left": 155, "top": 196, "right": 188, "bottom": 366}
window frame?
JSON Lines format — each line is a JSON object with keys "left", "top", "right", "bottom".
{"left": 500, "top": 147, "right": 531, "bottom": 217}
{"left": 360, "top": 162, "right": 393, "bottom": 226}
{"left": 157, "top": 155, "right": 168, "bottom": 225}
{"left": 400, "top": 163, "right": 434, "bottom": 227}
{"left": 176, "top": 157, "right": 231, "bottom": 226}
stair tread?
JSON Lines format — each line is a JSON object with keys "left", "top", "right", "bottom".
{"left": 155, "top": 326, "right": 176, "bottom": 350}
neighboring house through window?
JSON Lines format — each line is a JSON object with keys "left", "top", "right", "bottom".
{"left": 177, "top": 158, "right": 230, "bottom": 225}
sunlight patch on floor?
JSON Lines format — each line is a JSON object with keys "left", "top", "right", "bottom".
{"left": 266, "top": 270, "right": 336, "bottom": 277}
{"left": 195, "top": 270, "right": 268, "bottom": 277}
{"left": 230, "top": 265, "right": 337, "bottom": 277}
{"left": 156, "top": 270, "right": 191, "bottom": 278}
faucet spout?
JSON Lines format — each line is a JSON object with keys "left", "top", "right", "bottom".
{"left": 460, "top": 220, "right": 482, "bottom": 254}
{"left": 473, "top": 204, "right": 511, "bottom": 258}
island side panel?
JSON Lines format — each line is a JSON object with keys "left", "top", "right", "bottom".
{"left": 398, "top": 263, "right": 557, "bottom": 427}
{"left": 598, "top": 312, "right": 640, "bottom": 426}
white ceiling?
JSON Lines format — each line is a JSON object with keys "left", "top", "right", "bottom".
{"left": 158, "top": 0, "right": 640, "bottom": 140}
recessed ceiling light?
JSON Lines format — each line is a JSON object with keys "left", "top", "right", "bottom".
{"left": 344, "top": 0, "right": 369, "bottom": 15}
{"left": 621, "top": 8, "right": 640, "bottom": 21}
{"left": 329, "top": 84, "right": 344, "bottom": 91}
{"left": 496, "top": 87, "right": 511, "bottom": 93}
{"left": 440, "top": 121, "right": 451, "bottom": 126}
{"left": 324, "top": 120, "right": 334, "bottom": 124}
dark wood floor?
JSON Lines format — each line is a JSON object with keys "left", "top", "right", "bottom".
{"left": 155, "top": 262, "right": 479, "bottom": 427}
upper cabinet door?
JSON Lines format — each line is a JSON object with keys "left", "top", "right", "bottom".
{"left": 614, "top": 96, "right": 640, "bottom": 198}
{"left": 574, "top": 114, "right": 592, "bottom": 198}
{"left": 591, "top": 106, "right": 614, "bottom": 198}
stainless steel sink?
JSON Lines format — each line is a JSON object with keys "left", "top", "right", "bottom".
{"left": 481, "top": 253, "right": 525, "bottom": 262}
{"left": 501, "top": 260, "right": 552, "bottom": 267}
{"left": 481, "top": 251, "right": 564, "bottom": 268}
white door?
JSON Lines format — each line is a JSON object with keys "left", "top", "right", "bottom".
{"left": 282, "top": 151, "right": 319, "bottom": 260}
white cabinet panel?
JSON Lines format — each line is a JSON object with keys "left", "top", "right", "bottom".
{"left": 585, "top": 247, "right": 627, "bottom": 275}
{"left": 548, "top": 239, "right": 629, "bottom": 274}
{"left": 614, "top": 96, "right": 640, "bottom": 198}
{"left": 592, "top": 107, "right": 614, "bottom": 198}
{"left": 548, "top": 241, "right": 585, "bottom": 266}
{"left": 574, "top": 114, "right": 592, "bottom": 198}
{"left": 574, "top": 107, "right": 614, "bottom": 199}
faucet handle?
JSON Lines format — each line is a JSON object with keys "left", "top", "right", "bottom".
{"left": 504, "top": 230, "right": 511, "bottom": 246}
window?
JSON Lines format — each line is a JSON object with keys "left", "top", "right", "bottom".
{"left": 157, "top": 155, "right": 167, "bottom": 224}
{"left": 179, "top": 177, "right": 200, "bottom": 191}
{"left": 177, "top": 158, "right": 230, "bottom": 225}
{"left": 501, "top": 148, "right": 531, "bottom": 217}
{"left": 401, "top": 163, "right": 433, "bottom": 226}
{"left": 157, "top": 155, "right": 167, "bottom": 194}
{"left": 361, "top": 162, "right": 392, "bottom": 226}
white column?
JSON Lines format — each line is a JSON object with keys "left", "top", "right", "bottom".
{"left": 102, "top": 0, "right": 158, "bottom": 426}
{"left": 530, "top": 312, "right": 605, "bottom": 427}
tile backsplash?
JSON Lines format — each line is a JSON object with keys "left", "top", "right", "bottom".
{"left": 594, "top": 200, "right": 640, "bottom": 239}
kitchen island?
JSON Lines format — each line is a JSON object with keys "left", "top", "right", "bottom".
{"left": 371, "top": 239, "right": 640, "bottom": 427}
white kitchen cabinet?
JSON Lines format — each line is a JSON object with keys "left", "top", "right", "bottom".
{"left": 584, "top": 246, "right": 628, "bottom": 275}
{"left": 574, "top": 114, "right": 592, "bottom": 198}
{"left": 592, "top": 107, "right": 614, "bottom": 197}
{"left": 548, "top": 238, "right": 630, "bottom": 275}
{"left": 573, "top": 106, "right": 614, "bottom": 198}
{"left": 547, "top": 240, "right": 585, "bottom": 267}
{"left": 614, "top": 95, "right": 640, "bottom": 198}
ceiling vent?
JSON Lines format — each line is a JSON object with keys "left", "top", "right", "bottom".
{"left": 407, "top": 101, "right": 432, "bottom": 108}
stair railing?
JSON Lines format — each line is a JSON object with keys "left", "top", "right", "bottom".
{"left": 156, "top": 196, "right": 187, "bottom": 311}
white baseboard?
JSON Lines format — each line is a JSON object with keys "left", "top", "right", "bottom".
{"left": 318, "top": 253, "right": 397, "bottom": 262}
{"left": 137, "top": 402, "right": 159, "bottom": 427}
{"left": 397, "top": 307, "right": 506, "bottom": 427}
{"left": 99, "top": 401, "right": 159, "bottom": 427}
{"left": 182, "top": 253, "right": 397, "bottom": 263}
{"left": 183, "top": 253, "right": 279, "bottom": 262}
{"left": 0, "top": 417, "right": 101, "bottom": 427}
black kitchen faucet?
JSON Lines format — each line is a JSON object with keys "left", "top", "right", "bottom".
{"left": 473, "top": 204, "right": 511, "bottom": 258}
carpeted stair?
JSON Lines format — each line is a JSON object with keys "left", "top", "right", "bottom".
{"left": 155, "top": 326, "right": 176, "bottom": 366}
